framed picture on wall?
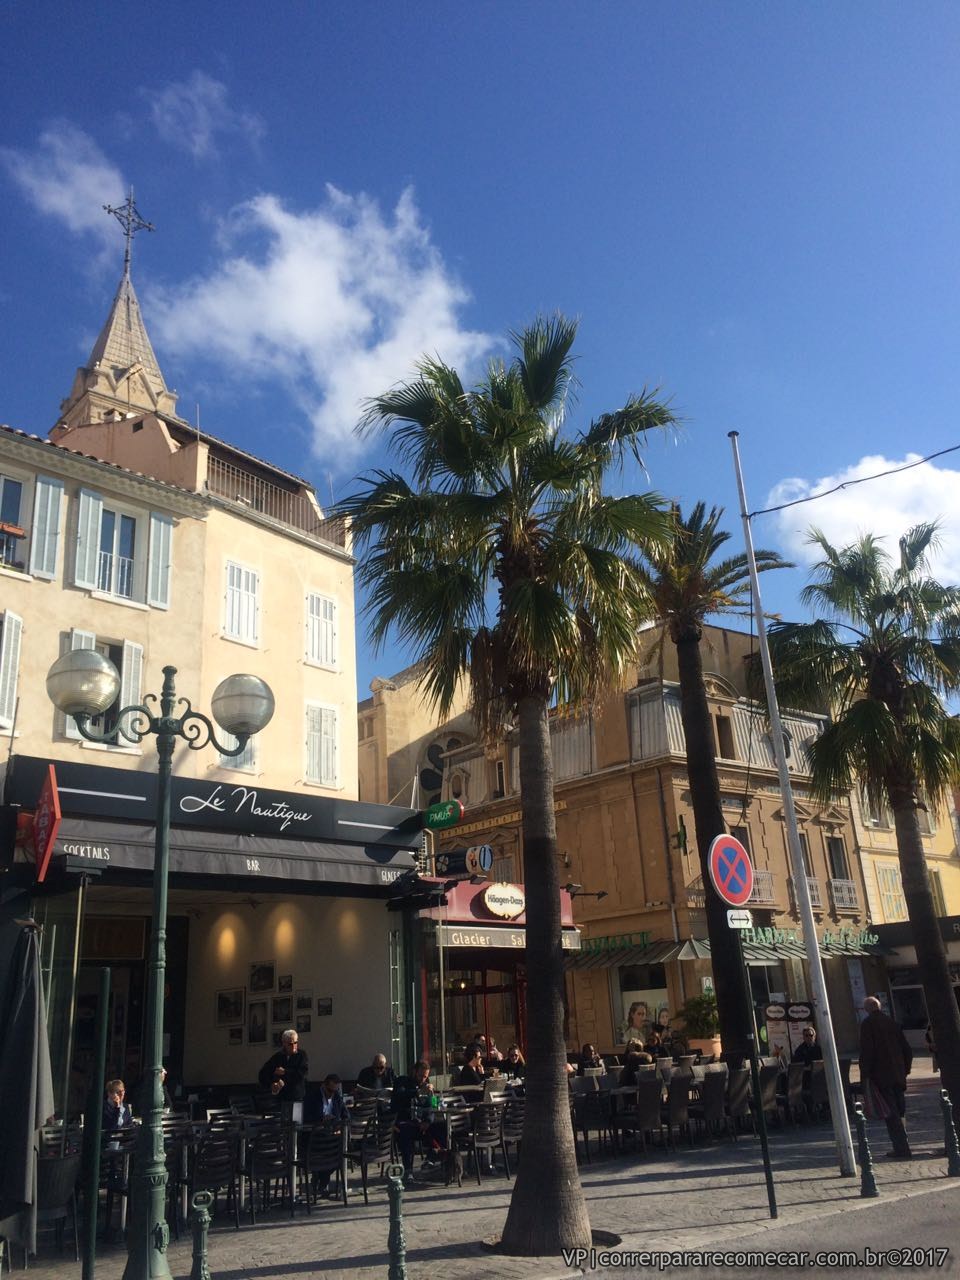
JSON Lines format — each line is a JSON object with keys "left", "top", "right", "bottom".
{"left": 216, "top": 989, "right": 244, "bottom": 1026}
{"left": 228, "top": 1027, "right": 243, "bottom": 1046}
{"left": 295, "top": 989, "right": 312, "bottom": 1011}
{"left": 250, "top": 962, "right": 275, "bottom": 993}
{"left": 272, "top": 996, "right": 292, "bottom": 1024}
{"left": 296, "top": 1014, "right": 311, "bottom": 1034}
{"left": 316, "top": 997, "right": 333, "bottom": 1017}
{"left": 248, "top": 1000, "right": 267, "bottom": 1045}
{"left": 278, "top": 974, "right": 293, "bottom": 994}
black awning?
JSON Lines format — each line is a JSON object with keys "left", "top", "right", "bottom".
{"left": 49, "top": 817, "right": 415, "bottom": 890}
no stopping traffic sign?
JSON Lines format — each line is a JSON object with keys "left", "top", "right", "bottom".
{"left": 708, "top": 833, "right": 754, "bottom": 908}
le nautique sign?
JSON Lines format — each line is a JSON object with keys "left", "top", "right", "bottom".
{"left": 8, "top": 755, "right": 422, "bottom": 889}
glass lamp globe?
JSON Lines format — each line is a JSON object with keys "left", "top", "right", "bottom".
{"left": 211, "top": 674, "right": 275, "bottom": 737}
{"left": 46, "top": 650, "right": 121, "bottom": 717}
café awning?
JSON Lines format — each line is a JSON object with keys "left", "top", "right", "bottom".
{"left": 46, "top": 817, "right": 416, "bottom": 891}
{"left": 563, "top": 940, "right": 689, "bottom": 971}
{"left": 563, "top": 933, "right": 890, "bottom": 970}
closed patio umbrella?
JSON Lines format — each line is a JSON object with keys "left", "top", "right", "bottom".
{"left": 0, "top": 918, "right": 55, "bottom": 1257}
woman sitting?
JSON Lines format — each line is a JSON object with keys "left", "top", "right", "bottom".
{"left": 579, "top": 1043, "right": 606, "bottom": 1075}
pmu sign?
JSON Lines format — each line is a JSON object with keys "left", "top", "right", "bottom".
{"left": 423, "top": 800, "right": 465, "bottom": 831}
{"left": 708, "top": 833, "right": 754, "bottom": 908}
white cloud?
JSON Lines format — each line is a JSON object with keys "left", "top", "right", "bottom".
{"left": 1, "top": 122, "right": 125, "bottom": 248}
{"left": 765, "top": 453, "right": 960, "bottom": 582}
{"left": 146, "top": 72, "right": 264, "bottom": 160}
{"left": 150, "top": 186, "right": 493, "bottom": 465}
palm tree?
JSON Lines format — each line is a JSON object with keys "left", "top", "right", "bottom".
{"left": 764, "top": 524, "right": 960, "bottom": 1106}
{"left": 637, "top": 502, "right": 791, "bottom": 1055}
{"left": 338, "top": 316, "right": 677, "bottom": 1254}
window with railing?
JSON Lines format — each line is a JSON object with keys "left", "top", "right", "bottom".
{"left": 0, "top": 475, "right": 25, "bottom": 570}
{"left": 805, "top": 876, "right": 823, "bottom": 909}
{"left": 829, "top": 878, "right": 859, "bottom": 911}
{"left": 748, "top": 869, "right": 776, "bottom": 904}
{"left": 98, "top": 508, "right": 136, "bottom": 598}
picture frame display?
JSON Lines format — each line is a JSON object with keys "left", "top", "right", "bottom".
{"left": 248, "top": 999, "right": 268, "bottom": 1045}
{"left": 216, "top": 988, "right": 244, "bottom": 1026}
{"left": 316, "top": 997, "right": 333, "bottom": 1017}
{"left": 228, "top": 1027, "right": 243, "bottom": 1046}
{"left": 250, "top": 962, "right": 275, "bottom": 994}
{"left": 296, "top": 1013, "right": 311, "bottom": 1034}
{"left": 277, "top": 974, "right": 293, "bottom": 994}
{"left": 295, "top": 989, "right": 312, "bottom": 1012}
{"left": 272, "top": 996, "right": 292, "bottom": 1024}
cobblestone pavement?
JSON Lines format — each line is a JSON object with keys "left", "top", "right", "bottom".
{"left": 15, "top": 1063, "right": 960, "bottom": 1279}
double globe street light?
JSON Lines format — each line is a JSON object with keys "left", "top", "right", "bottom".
{"left": 46, "top": 651, "right": 275, "bottom": 1280}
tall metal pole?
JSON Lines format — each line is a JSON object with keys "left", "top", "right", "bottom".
{"left": 736, "top": 931, "right": 778, "bottom": 1217}
{"left": 82, "top": 966, "right": 111, "bottom": 1280}
{"left": 61, "top": 874, "right": 88, "bottom": 1122}
{"left": 728, "top": 431, "right": 857, "bottom": 1177}
{"left": 122, "top": 666, "right": 176, "bottom": 1280}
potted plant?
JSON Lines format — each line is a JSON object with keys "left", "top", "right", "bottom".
{"left": 677, "top": 991, "right": 721, "bottom": 1058}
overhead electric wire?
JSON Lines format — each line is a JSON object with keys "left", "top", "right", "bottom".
{"left": 748, "top": 442, "right": 960, "bottom": 520}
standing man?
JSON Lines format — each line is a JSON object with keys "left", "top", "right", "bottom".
{"left": 258, "top": 1028, "right": 309, "bottom": 1119}
{"left": 859, "top": 995, "right": 913, "bottom": 1160}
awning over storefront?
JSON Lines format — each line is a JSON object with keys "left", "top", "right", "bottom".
{"left": 563, "top": 931, "right": 890, "bottom": 970}
{"left": 563, "top": 940, "right": 687, "bottom": 971}
{"left": 46, "top": 817, "right": 416, "bottom": 890}
{"left": 440, "top": 923, "right": 581, "bottom": 950}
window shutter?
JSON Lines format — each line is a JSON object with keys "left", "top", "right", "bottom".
{"left": 306, "top": 705, "right": 323, "bottom": 782}
{"left": 225, "top": 563, "right": 259, "bottom": 643}
{"left": 118, "top": 641, "right": 144, "bottom": 741}
{"left": 321, "top": 707, "right": 337, "bottom": 785}
{"left": 322, "top": 597, "right": 336, "bottom": 666}
{"left": 63, "top": 629, "right": 96, "bottom": 739}
{"left": 74, "top": 489, "right": 103, "bottom": 589}
{"left": 147, "top": 513, "right": 173, "bottom": 609}
{"left": 0, "top": 611, "right": 24, "bottom": 728}
{"left": 29, "top": 476, "right": 64, "bottom": 579}
{"left": 220, "top": 730, "right": 255, "bottom": 771}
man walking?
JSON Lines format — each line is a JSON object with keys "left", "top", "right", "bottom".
{"left": 859, "top": 995, "right": 913, "bottom": 1159}
{"left": 258, "top": 1028, "right": 308, "bottom": 1121}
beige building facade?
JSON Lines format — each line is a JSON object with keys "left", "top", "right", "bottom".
{"left": 360, "top": 628, "right": 891, "bottom": 1059}
{"left": 2, "top": 259, "right": 418, "bottom": 1105}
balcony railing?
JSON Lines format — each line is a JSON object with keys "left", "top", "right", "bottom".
{"left": 206, "top": 455, "right": 346, "bottom": 546}
{"left": 830, "top": 878, "right": 860, "bottom": 912}
{"left": 748, "top": 869, "right": 777, "bottom": 905}
{"left": 805, "top": 877, "right": 823, "bottom": 909}
{"left": 98, "top": 550, "right": 134, "bottom": 598}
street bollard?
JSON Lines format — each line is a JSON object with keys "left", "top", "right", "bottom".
{"left": 385, "top": 1161, "right": 408, "bottom": 1280}
{"left": 941, "top": 1089, "right": 960, "bottom": 1177}
{"left": 189, "top": 1189, "right": 214, "bottom": 1280}
{"left": 853, "top": 1103, "right": 879, "bottom": 1198}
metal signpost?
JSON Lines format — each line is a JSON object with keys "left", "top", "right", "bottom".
{"left": 708, "top": 833, "right": 778, "bottom": 1219}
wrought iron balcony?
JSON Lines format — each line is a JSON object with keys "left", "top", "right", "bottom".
{"left": 805, "top": 877, "right": 823, "bottom": 909}
{"left": 829, "top": 878, "right": 860, "bottom": 912}
{"left": 98, "top": 550, "right": 134, "bottom": 598}
{"left": 747, "top": 869, "right": 777, "bottom": 905}
{"left": 206, "top": 455, "right": 346, "bottom": 546}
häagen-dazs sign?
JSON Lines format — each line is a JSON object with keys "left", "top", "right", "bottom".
{"left": 483, "top": 882, "right": 526, "bottom": 920}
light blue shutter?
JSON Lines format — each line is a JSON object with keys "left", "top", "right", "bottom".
{"left": 74, "top": 489, "right": 102, "bottom": 589}
{"left": 321, "top": 707, "right": 337, "bottom": 785}
{"left": 147, "top": 513, "right": 173, "bottom": 609}
{"left": 118, "top": 640, "right": 143, "bottom": 740}
{"left": 64, "top": 629, "right": 96, "bottom": 739}
{"left": 322, "top": 597, "right": 336, "bottom": 666}
{"left": 0, "top": 611, "right": 24, "bottom": 728}
{"left": 306, "top": 705, "right": 322, "bottom": 782}
{"left": 29, "top": 477, "right": 64, "bottom": 579}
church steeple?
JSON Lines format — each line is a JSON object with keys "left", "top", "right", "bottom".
{"left": 57, "top": 190, "right": 179, "bottom": 429}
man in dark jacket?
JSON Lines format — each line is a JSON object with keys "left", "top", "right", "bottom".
{"left": 258, "top": 1029, "right": 309, "bottom": 1110}
{"left": 792, "top": 1027, "right": 824, "bottom": 1067}
{"left": 859, "top": 996, "right": 913, "bottom": 1159}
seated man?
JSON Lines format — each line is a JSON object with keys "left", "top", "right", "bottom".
{"left": 357, "top": 1053, "right": 395, "bottom": 1091}
{"left": 456, "top": 1045, "right": 485, "bottom": 1087}
{"left": 311, "top": 1074, "right": 349, "bottom": 1197}
{"left": 102, "top": 1079, "right": 135, "bottom": 1132}
{"left": 792, "top": 1027, "right": 824, "bottom": 1067}
{"left": 503, "top": 1045, "right": 525, "bottom": 1078}
{"left": 393, "top": 1061, "right": 444, "bottom": 1179}
{"left": 579, "top": 1043, "right": 606, "bottom": 1075}
{"left": 617, "top": 1051, "right": 653, "bottom": 1087}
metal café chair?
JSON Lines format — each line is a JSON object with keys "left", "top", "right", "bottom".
{"left": 36, "top": 1151, "right": 82, "bottom": 1261}
{"left": 616, "top": 1077, "right": 662, "bottom": 1155}
{"left": 464, "top": 1103, "right": 506, "bottom": 1184}
{"left": 246, "top": 1123, "right": 293, "bottom": 1223}
{"left": 660, "top": 1076, "right": 693, "bottom": 1150}
{"left": 725, "top": 1068, "right": 753, "bottom": 1138}
{"left": 351, "top": 1114, "right": 397, "bottom": 1204}
{"left": 190, "top": 1130, "right": 241, "bottom": 1230}
{"left": 296, "top": 1123, "right": 346, "bottom": 1209}
{"left": 690, "top": 1070, "right": 730, "bottom": 1142}
{"left": 501, "top": 1098, "right": 525, "bottom": 1174}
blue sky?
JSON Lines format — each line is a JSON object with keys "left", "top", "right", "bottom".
{"left": 4, "top": 2, "right": 960, "bottom": 695}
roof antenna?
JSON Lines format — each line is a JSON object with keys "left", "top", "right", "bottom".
{"left": 196, "top": 403, "right": 201, "bottom": 444}
{"left": 103, "top": 187, "right": 155, "bottom": 277}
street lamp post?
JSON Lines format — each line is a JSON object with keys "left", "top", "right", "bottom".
{"left": 46, "top": 652, "right": 275, "bottom": 1280}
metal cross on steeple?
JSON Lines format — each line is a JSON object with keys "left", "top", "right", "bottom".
{"left": 103, "top": 187, "right": 155, "bottom": 276}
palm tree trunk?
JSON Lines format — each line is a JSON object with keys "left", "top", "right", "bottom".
{"left": 891, "top": 795, "right": 960, "bottom": 1107}
{"left": 500, "top": 694, "right": 591, "bottom": 1254}
{"left": 675, "top": 629, "right": 753, "bottom": 1056}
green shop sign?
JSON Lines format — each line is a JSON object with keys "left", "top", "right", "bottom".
{"left": 582, "top": 931, "right": 652, "bottom": 954}
{"left": 822, "top": 927, "right": 879, "bottom": 949}
{"left": 742, "top": 926, "right": 800, "bottom": 947}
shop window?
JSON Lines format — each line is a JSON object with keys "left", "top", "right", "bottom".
{"left": 715, "top": 714, "right": 736, "bottom": 760}
{"left": 877, "top": 862, "right": 908, "bottom": 921}
{"left": 305, "top": 591, "right": 337, "bottom": 667}
{"left": 224, "top": 560, "right": 260, "bottom": 645}
{"left": 826, "top": 835, "right": 850, "bottom": 880}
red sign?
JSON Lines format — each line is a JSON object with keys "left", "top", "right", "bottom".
{"left": 33, "top": 764, "right": 62, "bottom": 884}
{"left": 708, "top": 833, "right": 754, "bottom": 908}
